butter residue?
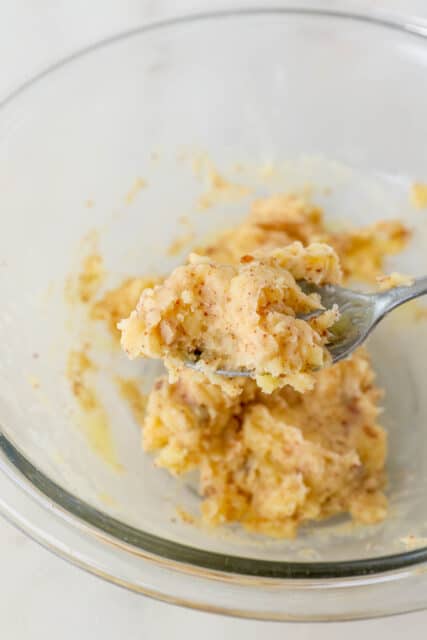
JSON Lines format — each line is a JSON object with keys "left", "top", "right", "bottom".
{"left": 65, "top": 231, "right": 105, "bottom": 305}
{"left": 410, "top": 183, "right": 427, "bottom": 210}
{"left": 116, "top": 377, "right": 147, "bottom": 426}
{"left": 67, "top": 349, "right": 122, "bottom": 471}
{"left": 125, "top": 177, "right": 147, "bottom": 205}
{"left": 190, "top": 152, "right": 251, "bottom": 209}
{"left": 77, "top": 253, "right": 104, "bottom": 303}
{"left": 176, "top": 507, "right": 197, "bottom": 525}
{"left": 98, "top": 492, "right": 117, "bottom": 507}
{"left": 414, "top": 305, "right": 427, "bottom": 322}
{"left": 28, "top": 375, "right": 41, "bottom": 389}
{"left": 400, "top": 535, "right": 427, "bottom": 550}
{"left": 198, "top": 169, "right": 251, "bottom": 211}
{"left": 167, "top": 232, "right": 195, "bottom": 256}
{"left": 64, "top": 240, "right": 160, "bottom": 467}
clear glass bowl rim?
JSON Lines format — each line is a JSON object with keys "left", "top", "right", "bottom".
{"left": 1, "top": 4, "right": 427, "bottom": 599}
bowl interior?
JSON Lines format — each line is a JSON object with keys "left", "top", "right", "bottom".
{"left": 1, "top": 10, "right": 427, "bottom": 573}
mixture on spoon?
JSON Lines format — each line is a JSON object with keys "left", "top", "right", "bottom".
{"left": 119, "top": 242, "right": 341, "bottom": 393}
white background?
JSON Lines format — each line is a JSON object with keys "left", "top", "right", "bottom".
{"left": 1, "top": 1, "right": 427, "bottom": 638}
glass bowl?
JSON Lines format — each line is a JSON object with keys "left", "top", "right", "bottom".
{"left": 1, "top": 6, "right": 427, "bottom": 621}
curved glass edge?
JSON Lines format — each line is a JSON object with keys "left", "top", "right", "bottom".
{"left": 1, "top": 5, "right": 427, "bottom": 110}
{"left": 2, "top": 425, "right": 427, "bottom": 580}
{"left": 0, "top": 6, "right": 427, "bottom": 582}
{"left": 2, "top": 443, "right": 427, "bottom": 622}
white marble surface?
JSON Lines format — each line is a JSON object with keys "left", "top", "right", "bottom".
{"left": 2, "top": 1, "right": 427, "bottom": 637}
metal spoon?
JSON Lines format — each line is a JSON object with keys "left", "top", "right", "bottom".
{"left": 186, "top": 276, "right": 427, "bottom": 378}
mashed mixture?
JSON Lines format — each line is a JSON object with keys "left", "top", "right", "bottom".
{"left": 119, "top": 243, "right": 341, "bottom": 393}
{"left": 143, "top": 350, "right": 386, "bottom": 537}
{"left": 102, "top": 193, "right": 408, "bottom": 537}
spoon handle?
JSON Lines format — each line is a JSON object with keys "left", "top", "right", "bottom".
{"left": 375, "top": 276, "right": 427, "bottom": 315}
